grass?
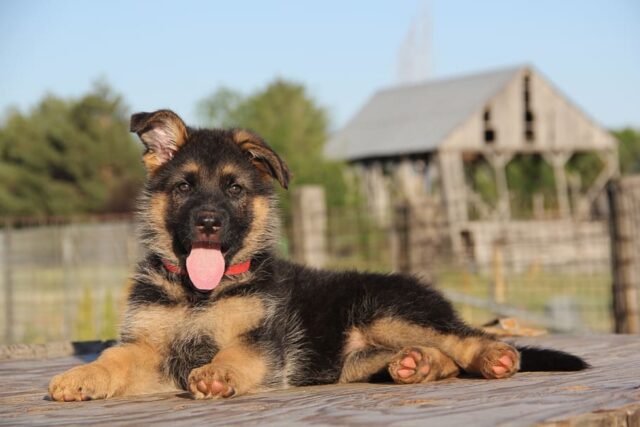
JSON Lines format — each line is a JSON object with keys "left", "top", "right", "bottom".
{"left": 325, "top": 237, "right": 612, "bottom": 333}
{"left": 0, "top": 264, "right": 130, "bottom": 344}
{"left": 435, "top": 266, "right": 612, "bottom": 332}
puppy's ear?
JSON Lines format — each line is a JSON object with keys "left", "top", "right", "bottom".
{"left": 130, "top": 110, "right": 188, "bottom": 173}
{"left": 233, "top": 129, "right": 290, "bottom": 189}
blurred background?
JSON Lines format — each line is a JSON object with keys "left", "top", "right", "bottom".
{"left": 1, "top": 0, "right": 639, "bottom": 344}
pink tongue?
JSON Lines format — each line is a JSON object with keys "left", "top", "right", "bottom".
{"left": 186, "top": 245, "right": 226, "bottom": 291}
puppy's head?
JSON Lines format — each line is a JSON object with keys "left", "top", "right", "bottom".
{"left": 131, "top": 109, "right": 289, "bottom": 291}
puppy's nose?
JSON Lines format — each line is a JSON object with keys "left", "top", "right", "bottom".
{"left": 195, "top": 211, "right": 222, "bottom": 235}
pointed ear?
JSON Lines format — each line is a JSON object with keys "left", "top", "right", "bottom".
{"left": 232, "top": 129, "right": 290, "bottom": 189}
{"left": 130, "top": 109, "right": 188, "bottom": 173}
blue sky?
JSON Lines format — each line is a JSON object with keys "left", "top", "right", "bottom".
{"left": 1, "top": 0, "right": 638, "bottom": 130}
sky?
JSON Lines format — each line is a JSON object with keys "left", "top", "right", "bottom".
{"left": 1, "top": 0, "right": 639, "bottom": 131}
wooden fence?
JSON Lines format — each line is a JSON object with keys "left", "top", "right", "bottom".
{"left": 608, "top": 176, "right": 640, "bottom": 333}
{"left": 0, "top": 217, "right": 139, "bottom": 344}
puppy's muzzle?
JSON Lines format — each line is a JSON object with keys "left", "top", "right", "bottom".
{"left": 194, "top": 211, "right": 222, "bottom": 241}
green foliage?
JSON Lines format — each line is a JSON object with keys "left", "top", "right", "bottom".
{"left": 465, "top": 154, "right": 558, "bottom": 219}
{"left": 614, "top": 128, "right": 640, "bottom": 175}
{"left": 196, "top": 87, "right": 245, "bottom": 128}
{"left": 74, "top": 286, "right": 96, "bottom": 341}
{"left": 100, "top": 288, "right": 118, "bottom": 340}
{"left": 198, "top": 79, "right": 355, "bottom": 221}
{"left": 506, "top": 155, "right": 557, "bottom": 217}
{"left": 566, "top": 152, "right": 604, "bottom": 191}
{"left": 0, "top": 82, "right": 144, "bottom": 216}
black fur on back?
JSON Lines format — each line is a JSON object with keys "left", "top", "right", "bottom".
{"left": 517, "top": 346, "right": 590, "bottom": 372}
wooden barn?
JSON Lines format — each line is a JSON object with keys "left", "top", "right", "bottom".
{"left": 326, "top": 65, "right": 618, "bottom": 270}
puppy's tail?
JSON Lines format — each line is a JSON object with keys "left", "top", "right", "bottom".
{"left": 517, "top": 346, "right": 590, "bottom": 372}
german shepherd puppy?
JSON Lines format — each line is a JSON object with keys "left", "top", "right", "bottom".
{"left": 49, "top": 110, "right": 587, "bottom": 401}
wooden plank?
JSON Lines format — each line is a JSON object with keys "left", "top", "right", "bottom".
{"left": 1, "top": 335, "right": 639, "bottom": 427}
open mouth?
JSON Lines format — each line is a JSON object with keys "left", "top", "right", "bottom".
{"left": 186, "top": 242, "right": 226, "bottom": 292}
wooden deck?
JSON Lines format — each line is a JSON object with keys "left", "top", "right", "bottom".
{"left": 1, "top": 335, "right": 640, "bottom": 426}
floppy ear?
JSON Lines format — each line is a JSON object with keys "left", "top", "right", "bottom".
{"left": 130, "top": 109, "right": 188, "bottom": 173}
{"left": 232, "top": 129, "right": 290, "bottom": 189}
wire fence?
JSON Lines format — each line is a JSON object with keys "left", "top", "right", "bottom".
{"left": 324, "top": 200, "right": 613, "bottom": 333}
{"left": 1, "top": 216, "right": 139, "bottom": 344}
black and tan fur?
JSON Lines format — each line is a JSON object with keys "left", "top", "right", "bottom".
{"left": 49, "top": 110, "right": 588, "bottom": 402}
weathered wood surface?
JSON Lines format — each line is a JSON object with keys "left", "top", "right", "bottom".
{"left": 1, "top": 335, "right": 640, "bottom": 426}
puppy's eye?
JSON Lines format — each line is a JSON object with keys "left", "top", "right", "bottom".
{"left": 228, "top": 183, "right": 243, "bottom": 196}
{"left": 176, "top": 182, "right": 191, "bottom": 193}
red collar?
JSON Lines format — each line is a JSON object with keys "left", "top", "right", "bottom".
{"left": 161, "top": 259, "right": 251, "bottom": 276}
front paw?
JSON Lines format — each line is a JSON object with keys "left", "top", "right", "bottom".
{"left": 49, "top": 364, "right": 111, "bottom": 402}
{"left": 187, "top": 364, "right": 241, "bottom": 399}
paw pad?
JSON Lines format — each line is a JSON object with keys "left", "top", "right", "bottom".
{"left": 481, "top": 344, "right": 520, "bottom": 379}
{"left": 188, "top": 365, "right": 237, "bottom": 399}
{"left": 388, "top": 347, "right": 432, "bottom": 384}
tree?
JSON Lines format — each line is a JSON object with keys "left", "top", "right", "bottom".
{"left": 614, "top": 128, "right": 640, "bottom": 175}
{"left": 0, "top": 82, "right": 145, "bottom": 216}
{"left": 198, "top": 80, "right": 354, "bottom": 220}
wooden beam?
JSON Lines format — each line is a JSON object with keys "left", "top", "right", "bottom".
{"left": 585, "top": 149, "right": 619, "bottom": 206}
{"left": 543, "top": 152, "right": 571, "bottom": 219}
{"left": 485, "top": 152, "right": 513, "bottom": 220}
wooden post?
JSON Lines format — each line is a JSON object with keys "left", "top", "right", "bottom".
{"left": 291, "top": 186, "right": 327, "bottom": 268}
{"left": 545, "top": 152, "right": 571, "bottom": 219}
{"left": 61, "top": 228, "right": 75, "bottom": 340}
{"left": 608, "top": 178, "right": 640, "bottom": 333}
{"left": 393, "top": 202, "right": 410, "bottom": 273}
{"left": 393, "top": 197, "right": 444, "bottom": 279}
{"left": 3, "top": 220, "right": 14, "bottom": 344}
{"left": 532, "top": 193, "right": 545, "bottom": 219}
{"left": 393, "top": 202, "right": 411, "bottom": 274}
{"left": 492, "top": 242, "right": 506, "bottom": 304}
{"left": 437, "top": 152, "right": 468, "bottom": 254}
{"left": 487, "top": 152, "right": 512, "bottom": 220}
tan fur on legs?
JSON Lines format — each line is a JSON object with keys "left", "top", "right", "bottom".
{"left": 187, "top": 344, "right": 268, "bottom": 399}
{"left": 339, "top": 348, "right": 397, "bottom": 383}
{"left": 361, "top": 317, "right": 520, "bottom": 379}
{"left": 49, "top": 342, "right": 173, "bottom": 401}
{"left": 438, "top": 336, "right": 520, "bottom": 378}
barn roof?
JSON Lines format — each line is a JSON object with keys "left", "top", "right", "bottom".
{"left": 326, "top": 65, "right": 523, "bottom": 161}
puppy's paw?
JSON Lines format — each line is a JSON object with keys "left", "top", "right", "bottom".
{"left": 188, "top": 364, "right": 241, "bottom": 399}
{"left": 478, "top": 342, "right": 520, "bottom": 379}
{"left": 49, "top": 364, "right": 112, "bottom": 402}
{"left": 388, "top": 346, "right": 460, "bottom": 384}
